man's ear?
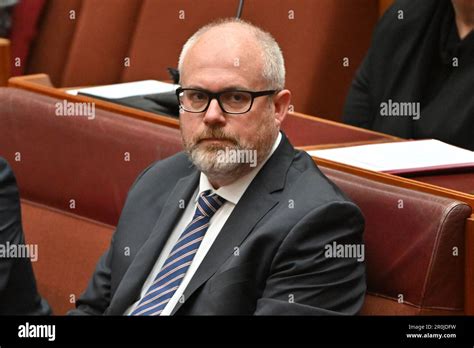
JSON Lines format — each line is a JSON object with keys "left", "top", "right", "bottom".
{"left": 273, "top": 89, "right": 292, "bottom": 128}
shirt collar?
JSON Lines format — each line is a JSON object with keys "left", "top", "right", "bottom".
{"left": 197, "top": 132, "right": 282, "bottom": 205}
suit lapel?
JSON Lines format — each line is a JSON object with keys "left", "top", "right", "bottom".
{"left": 108, "top": 170, "right": 199, "bottom": 315}
{"left": 172, "top": 133, "right": 296, "bottom": 314}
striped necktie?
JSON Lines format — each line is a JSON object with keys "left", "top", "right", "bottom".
{"left": 131, "top": 190, "right": 225, "bottom": 316}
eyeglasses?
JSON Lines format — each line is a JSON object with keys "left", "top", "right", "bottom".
{"left": 176, "top": 87, "right": 278, "bottom": 114}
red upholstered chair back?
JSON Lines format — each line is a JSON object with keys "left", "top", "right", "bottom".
{"left": 20, "top": 201, "right": 115, "bottom": 315}
{"left": 119, "top": 0, "right": 239, "bottom": 84}
{"left": 243, "top": 0, "right": 377, "bottom": 119}
{"left": 321, "top": 166, "right": 471, "bottom": 315}
{"left": 26, "top": 0, "right": 83, "bottom": 85}
{"left": 0, "top": 88, "right": 182, "bottom": 226}
{"left": 25, "top": 0, "right": 378, "bottom": 120}
{"left": 27, "top": 0, "right": 239, "bottom": 87}
{"left": 0, "top": 87, "right": 183, "bottom": 314}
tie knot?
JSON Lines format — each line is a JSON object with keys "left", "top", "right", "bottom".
{"left": 196, "top": 190, "right": 225, "bottom": 217}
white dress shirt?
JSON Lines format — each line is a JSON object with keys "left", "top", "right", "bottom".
{"left": 125, "top": 132, "right": 282, "bottom": 315}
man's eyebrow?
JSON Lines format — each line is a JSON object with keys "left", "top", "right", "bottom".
{"left": 220, "top": 86, "right": 251, "bottom": 92}
{"left": 184, "top": 85, "right": 252, "bottom": 92}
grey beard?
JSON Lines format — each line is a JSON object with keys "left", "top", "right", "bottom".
{"left": 187, "top": 145, "right": 252, "bottom": 179}
{"left": 183, "top": 117, "right": 279, "bottom": 182}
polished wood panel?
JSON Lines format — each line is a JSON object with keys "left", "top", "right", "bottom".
{"left": 379, "top": 0, "right": 394, "bottom": 17}
{"left": 412, "top": 172, "right": 474, "bottom": 196}
{"left": 0, "top": 38, "right": 11, "bottom": 86}
{"left": 8, "top": 74, "right": 180, "bottom": 129}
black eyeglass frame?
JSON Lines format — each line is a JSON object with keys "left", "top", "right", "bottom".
{"left": 175, "top": 87, "right": 279, "bottom": 114}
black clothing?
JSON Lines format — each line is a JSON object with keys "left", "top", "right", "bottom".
{"left": 343, "top": 0, "right": 474, "bottom": 151}
{"left": 0, "top": 157, "right": 51, "bottom": 315}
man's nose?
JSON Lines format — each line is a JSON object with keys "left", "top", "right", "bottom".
{"left": 202, "top": 99, "right": 226, "bottom": 126}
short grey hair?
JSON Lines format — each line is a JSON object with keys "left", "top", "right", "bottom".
{"left": 178, "top": 18, "right": 285, "bottom": 90}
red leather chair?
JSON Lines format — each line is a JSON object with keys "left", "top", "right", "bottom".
{"left": 322, "top": 166, "right": 471, "bottom": 315}
{"left": 0, "top": 87, "right": 182, "bottom": 313}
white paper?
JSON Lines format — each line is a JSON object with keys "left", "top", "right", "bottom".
{"left": 66, "top": 80, "right": 179, "bottom": 99}
{"left": 308, "top": 139, "right": 474, "bottom": 172}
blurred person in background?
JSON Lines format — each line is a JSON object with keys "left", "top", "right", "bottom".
{"left": 0, "top": 0, "right": 18, "bottom": 37}
{"left": 343, "top": 0, "right": 474, "bottom": 151}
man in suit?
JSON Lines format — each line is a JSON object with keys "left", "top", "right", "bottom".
{"left": 71, "top": 18, "right": 366, "bottom": 316}
{"left": 0, "top": 157, "right": 51, "bottom": 314}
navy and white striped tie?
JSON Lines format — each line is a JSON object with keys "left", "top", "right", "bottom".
{"left": 131, "top": 190, "right": 225, "bottom": 315}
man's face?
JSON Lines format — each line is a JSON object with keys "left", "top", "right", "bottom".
{"left": 179, "top": 26, "right": 288, "bottom": 181}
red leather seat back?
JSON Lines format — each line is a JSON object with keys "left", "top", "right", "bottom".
{"left": 321, "top": 166, "right": 471, "bottom": 314}
{"left": 121, "top": 0, "right": 238, "bottom": 83}
{"left": 0, "top": 87, "right": 182, "bottom": 226}
{"left": 0, "top": 86, "right": 183, "bottom": 314}
{"left": 61, "top": 0, "right": 143, "bottom": 86}
{"left": 243, "top": 0, "right": 378, "bottom": 121}
{"left": 26, "top": 0, "right": 83, "bottom": 85}
{"left": 21, "top": 200, "right": 114, "bottom": 315}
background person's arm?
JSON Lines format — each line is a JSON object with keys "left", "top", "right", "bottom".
{"left": 342, "top": 53, "right": 375, "bottom": 129}
{"left": 0, "top": 157, "right": 51, "bottom": 315}
{"left": 0, "top": 157, "right": 21, "bottom": 301}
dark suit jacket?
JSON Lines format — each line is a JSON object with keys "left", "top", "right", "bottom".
{"left": 0, "top": 157, "right": 51, "bottom": 315}
{"left": 70, "top": 134, "right": 366, "bottom": 315}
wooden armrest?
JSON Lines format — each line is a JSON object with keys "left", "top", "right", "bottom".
{"left": 379, "top": 0, "right": 394, "bottom": 17}
{"left": 9, "top": 73, "right": 54, "bottom": 87}
{"left": 0, "top": 38, "right": 11, "bottom": 87}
